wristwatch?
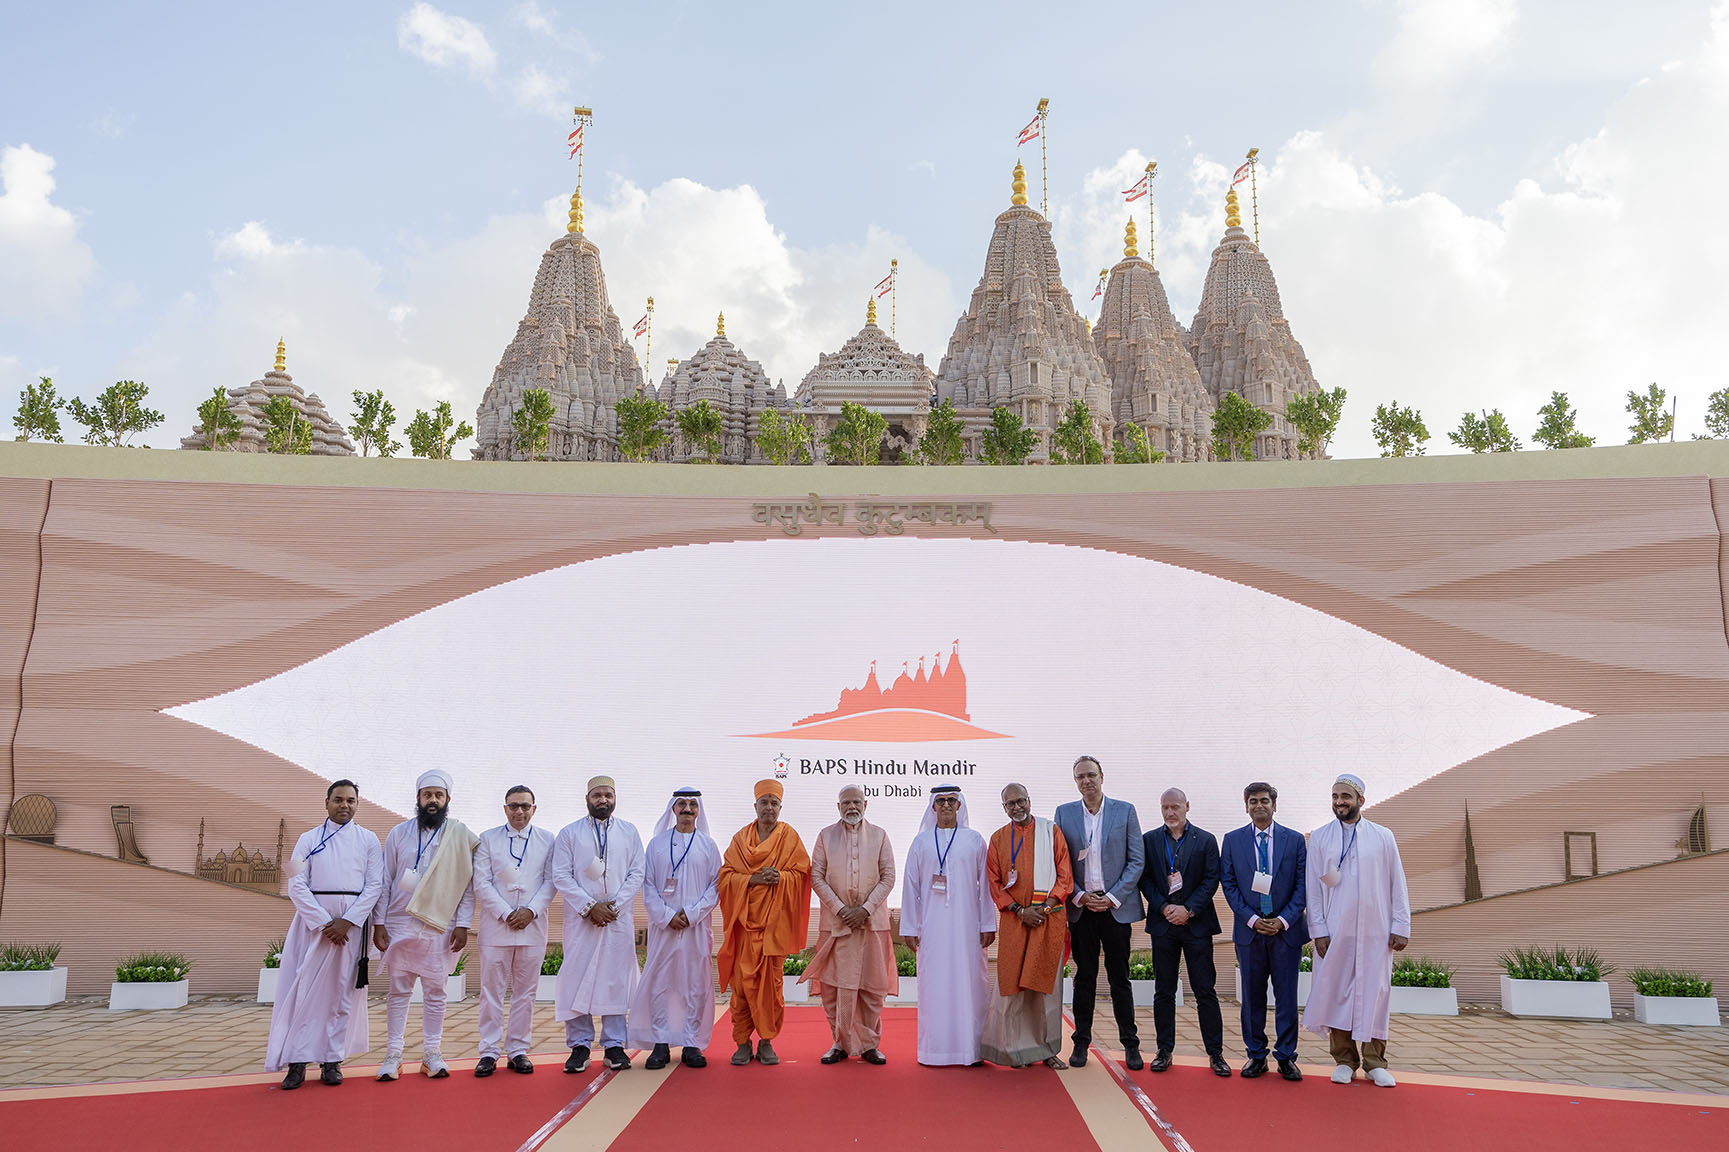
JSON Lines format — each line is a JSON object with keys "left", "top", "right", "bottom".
{"left": 1008, "top": 902, "right": 1022, "bottom": 914}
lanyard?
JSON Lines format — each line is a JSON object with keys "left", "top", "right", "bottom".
{"left": 306, "top": 819, "right": 343, "bottom": 859}
{"left": 1338, "top": 820, "right": 1359, "bottom": 870}
{"left": 592, "top": 818, "right": 610, "bottom": 865}
{"left": 1009, "top": 822, "right": 1026, "bottom": 872}
{"left": 415, "top": 826, "right": 439, "bottom": 869}
{"left": 508, "top": 831, "right": 528, "bottom": 867}
{"left": 1164, "top": 827, "right": 1187, "bottom": 874}
{"left": 933, "top": 826, "right": 957, "bottom": 875}
{"left": 669, "top": 831, "right": 695, "bottom": 879}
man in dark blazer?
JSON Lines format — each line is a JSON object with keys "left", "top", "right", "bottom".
{"left": 1053, "top": 756, "right": 1145, "bottom": 1069}
{"left": 1141, "top": 787, "right": 1228, "bottom": 1076}
{"left": 1219, "top": 780, "right": 1308, "bottom": 1082}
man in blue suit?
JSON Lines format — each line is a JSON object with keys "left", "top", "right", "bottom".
{"left": 1053, "top": 756, "right": 1145, "bottom": 1069}
{"left": 1219, "top": 781, "right": 1308, "bottom": 1082}
{"left": 1141, "top": 788, "right": 1228, "bottom": 1076}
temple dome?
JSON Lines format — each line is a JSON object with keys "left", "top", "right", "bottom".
{"left": 650, "top": 314, "right": 788, "bottom": 464}
{"left": 795, "top": 300, "right": 933, "bottom": 464}
{"left": 179, "top": 343, "right": 355, "bottom": 455}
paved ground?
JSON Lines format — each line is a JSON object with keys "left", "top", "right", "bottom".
{"left": 1, "top": 995, "right": 1724, "bottom": 1095}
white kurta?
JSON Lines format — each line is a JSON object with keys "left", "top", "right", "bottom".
{"left": 1303, "top": 817, "right": 1412, "bottom": 1042}
{"left": 552, "top": 816, "right": 645, "bottom": 1019}
{"left": 378, "top": 819, "right": 475, "bottom": 982}
{"left": 901, "top": 824, "right": 996, "bottom": 1066}
{"left": 265, "top": 820, "right": 384, "bottom": 1070}
{"left": 473, "top": 823, "right": 556, "bottom": 949}
{"left": 627, "top": 827, "right": 722, "bottom": 1049}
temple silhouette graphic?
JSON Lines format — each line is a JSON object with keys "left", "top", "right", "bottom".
{"left": 742, "top": 642, "right": 1009, "bottom": 743}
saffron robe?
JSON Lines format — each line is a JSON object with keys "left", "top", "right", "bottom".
{"left": 986, "top": 820, "right": 1073, "bottom": 995}
{"left": 716, "top": 821, "right": 811, "bottom": 1042}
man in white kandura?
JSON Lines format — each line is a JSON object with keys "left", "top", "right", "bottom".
{"left": 266, "top": 779, "right": 384, "bottom": 1090}
{"left": 553, "top": 774, "right": 645, "bottom": 1074}
{"left": 373, "top": 769, "right": 479, "bottom": 1082}
{"left": 1304, "top": 773, "right": 1412, "bottom": 1088}
{"left": 900, "top": 784, "right": 996, "bottom": 1066}
{"left": 472, "top": 784, "right": 555, "bottom": 1078}
{"left": 627, "top": 787, "right": 722, "bottom": 1070}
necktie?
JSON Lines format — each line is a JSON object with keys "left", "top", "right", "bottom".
{"left": 1257, "top": 832, "right": 1274, "bottom": 916}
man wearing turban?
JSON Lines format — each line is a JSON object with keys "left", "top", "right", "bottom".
{"left": 716, "top": 779, "right": 811, "bottom": 1066}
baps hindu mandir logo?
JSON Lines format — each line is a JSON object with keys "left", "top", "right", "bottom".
{"left": 773, "top": 754, "right": 790, "bottom": 778}
{"left": 741, "top": 641, "right": 1008, "bottom": 744}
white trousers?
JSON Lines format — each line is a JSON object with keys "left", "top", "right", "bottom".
{"left": 383, "top": 933, "right": 452, "bottom": 1056}
{"left": 478, "top": 942, "right": 545, "bottom": 1059}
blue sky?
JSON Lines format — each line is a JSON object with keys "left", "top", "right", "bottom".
{"left": 2, "top": 1, "right": 1724, "bottom": 456}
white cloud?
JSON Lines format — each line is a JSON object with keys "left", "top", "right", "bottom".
{"left": 511, "top": 64, "right": 569, "bottom": 118}
{"left": 0, "top": 144, "right": 96, "bottom": 322}
{"left": 512, "top": 0, "right": 599, "bottom": 60}
{"left": 1374, "top": 0, "right": 1518, "bottom": 85}
{"left": 397, "top": 3, "right": 495, "bottom": 76}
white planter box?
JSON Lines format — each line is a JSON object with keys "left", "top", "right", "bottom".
{"left": 886, "top": 976, "right": 918, "bottom": 1004}
{"left": 1062, "top": 977, "right": 1073, "bottom": 1001}
{"left": 257, "top": 967, "right": 279, "bottom": 1003}
{"left": 1633, "top": 992, "right": 1720, "bottom": 1027}
{"left": 537, "top": 973, "right": 559, "bottom": 1002}
{"left": 1234, "top": 969, "right": 1311, "bottom": 1007}
{"left": 1499, "top": 975, "right": 1611, "bottom": 1019}
{"left": 409, "top": 973, "right": 467, "bottom": 1004}
{"left": 1389, "top": 985, "right": 1458, "bottom": 1016}
{"left": 783, "top": 975, "right": 810, "bottom": 1003}
{"left": 0, "top": 967, "right": 68, "bottom": 1007}
{"left": 109, "top": 979, "right": 188, "bottom": 1011}
{"left": 1129, "top": 979, "right": 1181, "bottom": 1007}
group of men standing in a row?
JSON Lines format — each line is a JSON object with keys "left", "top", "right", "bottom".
{"left": 263, "top": 759, "right": 1410, "bottom": 1091}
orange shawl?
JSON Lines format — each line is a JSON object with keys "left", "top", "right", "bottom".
{"left": 715, "top": 820, "right": 812, "bottom": 990}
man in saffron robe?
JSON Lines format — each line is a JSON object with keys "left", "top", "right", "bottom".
{"left": 981, "top": 783, "right": 1074, "bottom": 1069}
{"left": 805, "top": 784, "right": 897, "bottom": 1065}
{"left": 716, "top": 778, "right": 811, "bottom": 1066}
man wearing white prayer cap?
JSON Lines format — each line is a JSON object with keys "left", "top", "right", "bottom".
{"left": 551, "top": 775, "right": 645, "bottom": 1074}
{"left": 1302, "top": 773, "right": 1412, "bottom": 1088}
{"left": 372, "top": 769, "right": 479, "bottom": 1081}
{"left": 900, "top": 785, "right": 997, "bottom": 1066}
{"left": 627, "top": 788, "right": 722, "bottom": 1069}
{"left": 472, "top": 785, "right": 556, "bottom": 1077}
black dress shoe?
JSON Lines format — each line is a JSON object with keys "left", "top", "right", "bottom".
{"left": 281, "top": 1063, "right": 305, "bottom": 1090}
{"left": 820, "top": 1047, "right": 847, "bottom": 1064}
{"left": 564, "top": 1045, "right": 590, "bottom": 1073}
{"left": 645, "top": 1044, "right": 671, "bottom": 1070}
{"left": 474, "top": 1056, "right": 497, "bottom": 1078}
{"left": 680, "top": 1047, "right": 707, "bottom": 1068}
{"left": 1210, "top": 1054, "right": 1233, "bottom": 1077}
{"left": 320, "top": 1063, "right": 343, "bottom": 1086}
{"left": 1241, "top": 1057, "right": 1268, "bottom": 1079}
{"left": 1149, "top": 1051, "right": 1173, "bottom": 1073}
{"left": 861, "top": 1048, "right": 886, "bottom": 1065}
{"left": 508, "top": 1055, "right": 535, "bottom": 1074}
{"left": 1278, "top": 1058, "right": 1303, "bottom": 1081}
{"left": 1123, "top": 1046, "right": 1143, "bottom": 1071}
{"left": 1070, "top": 1044, "right": 1089, "bottom": 1067}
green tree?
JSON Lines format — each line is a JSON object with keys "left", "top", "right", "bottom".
{"left": 1532, "top": 391, "right": 1595, "bottom": 449}
{"left": 261, "top": 395, "right": 313, "bottom": 454}
{"left": 1287, "top": 386, "right": 1346, "bottom": 457}
{"left": 915, "top": 398, "right": 966, "bottom": 466}
{"left": 1050, "top": 399, "right": 1105, "bottom": 464}
{"left": 676, "top": 398, "right": 724, "bottom": 463}
{"left": 511, "top": 387, "right": 556, "bottom": 461}
{"left": 754, "top": 407, "right": 814, "bottom": 465}
{"left": 1702, "top": 386, "right": 1729, "bottom": 440}
{"left": 614, "top": 391, "right": 669, "bottom": 462}
{"left": 194, "top": 386, "right": 242, "bottom": 450}
{"left": 826, "top": 400, "right": 888, "bottom": 466}
{"left": 406, "top": 400, "right": 473, "bottom": 459}
{"left": 13, "top": 376, "right": 66, "bottom": 442}
{"left": 1625, "top": 382, "right": 1673, "bottom": 444}
{"left": 1113, "top": 422, "right": 1165, "bottom": 464}
{"left": 1211, "top": 390, "right": 1273, "bottom": 461}
{"left": 348, "top": 389, "right": 400, "bottom": 457}
{"left": 978, "top": 407, "right": 1039, "bottom": 465}
{"left": 1371, "top": 401, "right": 1430, "bottom": 457}
{"left": 1448, "top": 408, "right": 1521, "bottom": 453}
{"left": 67, "top": 380, "right": 164, "bottom": 447}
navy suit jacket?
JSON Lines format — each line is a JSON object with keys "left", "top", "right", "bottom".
{"left": 1053, "top": 797, "right": 1145, "bottom": 924}
{"left": 1219, "top": 821, "right": 1309, "bottom": 948}
{"left": 1140, "top": 823, "right": 1222, "bottom": 939}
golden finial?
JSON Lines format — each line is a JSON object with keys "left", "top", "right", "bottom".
{"left": 1124, "top": 217, "right": 1139, "bottom": 259}
{"left": 867, "top": 296, "right": 878, "bottom": 326}
{"left": 1226, "top": 187, "right": 1242, "bottom": 229}
{"left": 567, "top": 190, "right": 584, "bottom": 234}
{"left": 1011, "top": 161, "right": 1028, "bottom": 207}
{"left": 716, "top": 311, "right": 726, "bottom": 337}
{"left": 274, "top": 338, "right": 285, "bottom": 373}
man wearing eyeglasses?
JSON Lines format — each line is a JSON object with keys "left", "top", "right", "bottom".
{"left": 472, "top": 786, "right": 555, "bottom": 1077}
{"left": 980, "top": 783, "right": 1073, "bottom": 1069}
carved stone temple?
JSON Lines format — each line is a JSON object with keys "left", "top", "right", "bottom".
{"left": 178, "top": 342, "right": 355, "bottom": 455}
{"left": 793, "top": 297, "right": 934, "bottom": 464}
{"left": 646, "top": 313, "right": 790, "bottom": 464}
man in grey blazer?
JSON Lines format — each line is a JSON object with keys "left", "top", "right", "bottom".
{"left": 1053, "top": 756, "right": 1145, "bottom": 1068}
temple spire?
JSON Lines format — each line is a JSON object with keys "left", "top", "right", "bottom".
{"left": 1225, "top": 186, "right": 1242, "bottom": 230}
{"left": 567, "top": 189, "right": 584, "bottom": 235}
{"left": 867, "top": 296, "right": 877, "bottom": 326}
{"left": 1124, "top": 217, "right": 1139, "bottom": 260}
{"left": 273, "top": 338, "right": 285, "bottom": 373}
{"left": 1011, "top": 161, "right": 1028, "bottom": 207}
{"left": 716, "top": 311, "right": 726, "bottom": 337}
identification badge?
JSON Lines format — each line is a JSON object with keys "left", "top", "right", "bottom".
{"left": 400, "top": 866, "right": 420, "bottom": 894}
{"left": 1076, "top": 847, "right": 1090, "bottom": 862}
{"left": 661, "top": 879, "right": 678, "bottom": 898}
{"left": 931, "top": 874, "right": 948, "bottom": 894}
{"left": 1320, "top": 867, "right": 1343, "bottom": 888}
{"left": 1167, "top": 871, "right": 1182, "bottom": 894}
{"left": 583, "top": 856, "right": 605, "bottom": 881}
{"left": 1250, "top": 871, "right": 1273, "bottom": 895}
{"left": 1005, "top": 869, "right": 1018, "bottom": 887}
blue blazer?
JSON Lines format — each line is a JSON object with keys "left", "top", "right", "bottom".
{"left": 1219, "top": 822, "right": 1309, "bottom": 948}
{"left": 1141, "top": 822, "right": 1222, "bottom": 939}
{"left": 1053, "top": 797, "right": 1145, "bottom": 924}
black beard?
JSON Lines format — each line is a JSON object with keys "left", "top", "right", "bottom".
{"left": 417, "top": 802, "right": 447, "bottom": 829}
{"left": 587, "top": 802, "right": 614, "bottom": 821}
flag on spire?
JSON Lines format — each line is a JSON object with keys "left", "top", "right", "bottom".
{"left": 1122, "top": 172, "right": 1150, "bottom": 202}
{"left": 874, "top": 270, "right": 895, "bottom": 298}
{"left": 1231, "top": 160, "right": 1252, "bottom": 186}
{"left": 568, "top": 119, "right": 584, "bottom": 159}
{"left": 1016, "top": 114, "right": 1041, "bottom": 147}
{"left": 632, "top": 314, "right": 648, "bottom": 338}
{"left": 1091, "top": 270, "right": 1107, "bottom": 301}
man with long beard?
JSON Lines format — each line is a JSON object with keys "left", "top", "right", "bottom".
{"left": 716, "top": 779, "right": 810, "bottom": 1067}
{"left": 373, "top": 769, "right": 479, "bottom": 1081}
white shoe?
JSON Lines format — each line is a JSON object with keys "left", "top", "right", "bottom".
{"left": 422, "top": 1049, "right": 450, "bottom": 1078}
{"left": 1367, "top": 1067, "right": 1396, "bottom": 1087}
{"left": 1331, "top": 1064, "right": 1354, "bottom": 1084}
{"left": 376, "top": 1051, "right": 402, "bottom": 1081}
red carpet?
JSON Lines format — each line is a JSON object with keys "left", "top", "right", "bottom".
{"left": 1118, "top": 1061, "right": 1725, "bottom": 1152}
{"left": 614, "top": 1006, "right": 1099, "bottom": 1151}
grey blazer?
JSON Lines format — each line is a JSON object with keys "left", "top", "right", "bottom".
{"left": 1053, "top": 797, "right": 1145, "bottom": 924}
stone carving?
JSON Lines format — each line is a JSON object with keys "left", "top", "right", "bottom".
{"left": 794, "top": 299, "right": 933, "bottom": 463}
{"left": 6, "top": 793, "right": 57, "bottom": 843}
{"left": 647, "top": 315, "right": 789, "bottom": 464}
{"left": 178, "top": 344, "right": 356, "bottom": 455}
{"left": 194, "top": 817, "right": 285, "bottom": 891}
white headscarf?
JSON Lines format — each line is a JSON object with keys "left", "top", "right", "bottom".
{"left": 653, "top": 788, "right": 710, "bottom": 839}
{"left": 918, "top": 785, "right": 969, "bottom": 834}
{"left": 415, "top": 769, "right": 452, "bottom": 794}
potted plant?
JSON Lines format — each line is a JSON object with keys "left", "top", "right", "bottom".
{"left": 783, "top": 950, "right": 812, "bottom": 1003}
{"left": 109, "top": 951, "right": 192, "bottom": 1011}
{"left": 0, "top": 942, "right": 67, "bottom": 1008}
{"left": 1234, "top": 944, "right": 1310, "bottom": 1007}
{"left": 1498, "top": 945, "right": 1613, "bottom": 1019}
{"left": 887, "top": 943, "right": 918, "bottom": 1004}
{"left": 1127, "top": 951, "right": 1181, "bottom": 1006}
{"left": 537, "top": 944, "right": 563, "bottom": 1002}
{"left": 409, "top": 950, "right": 468, "bottom": 1004}
{"left": 257, "top": 937, "right": 285, "bottom": 1003}
{"left": 1630, "top": 967, "right": 1719, "bottom": 1027}
{"left": 1389, "top": 956, "right": 1458, "bottom": 1015}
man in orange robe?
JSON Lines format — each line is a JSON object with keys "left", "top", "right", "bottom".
{"left": 716, "top": 778, "right": 811, "bottom": 1066}
{"left": 982, "top": 782, "right": 1074, "bottom": 1069}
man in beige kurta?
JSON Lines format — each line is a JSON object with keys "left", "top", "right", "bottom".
{"left": 803, "top": 784, "right": 897, "bottom": 1064}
